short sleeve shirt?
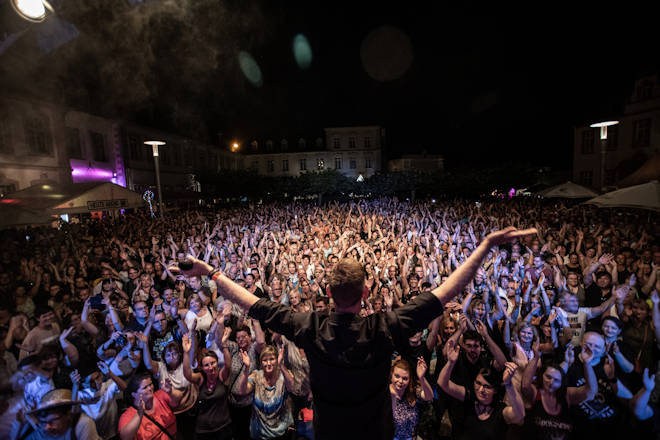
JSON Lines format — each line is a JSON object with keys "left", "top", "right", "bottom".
{"left": 118, "top": 390, "right": 175, "bottom": 440}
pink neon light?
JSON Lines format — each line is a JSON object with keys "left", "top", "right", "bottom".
{"left": 71, "top": 167, "right": 114, "bottom": 178}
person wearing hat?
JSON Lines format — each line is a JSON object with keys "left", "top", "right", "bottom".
{"left": 15, "top": 389, "right": 100, "bottom": 440}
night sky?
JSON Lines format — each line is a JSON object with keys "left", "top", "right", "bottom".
{"left": 1, "top": 1, "right": 658, "bottom": 170}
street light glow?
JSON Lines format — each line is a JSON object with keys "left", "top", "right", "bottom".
{"left": 232, "top": 142, "right": 240, "bottom": 151}
{"left": 144, "top": 140, "right": 166, "bottom": 156}
{"left": 11, "top": 0, "right": 48, "bottom": 22}
{"left": 590, "top": 120, "right": 619, "bottom": 140}
{"left": 589, "top": 121, "right": 619, "bottom": 128}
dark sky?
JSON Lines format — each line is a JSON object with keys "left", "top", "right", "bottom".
{"left": 1, "top": 1, "right": 658, "bottom": 170}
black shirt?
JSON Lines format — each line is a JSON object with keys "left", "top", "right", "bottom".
{"left": 248, "top": 290, "right": 443, "bottom": 440}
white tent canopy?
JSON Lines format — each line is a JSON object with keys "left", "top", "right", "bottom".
{"left": 0, "top": 182, "right": 145, "bottom": 228}
{"left": 584, "top": 180, "right": 660, "bottom": 211}
{"left": 539, "top": 181, "right": 599, "bottom": 199}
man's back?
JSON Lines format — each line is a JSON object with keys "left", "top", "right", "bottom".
{"left": 249, "top": 290, "right": 443, "bottom": 439}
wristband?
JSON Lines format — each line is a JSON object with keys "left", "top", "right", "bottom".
{"left": 209, "top": 269, "right": 221, "bottom": 281}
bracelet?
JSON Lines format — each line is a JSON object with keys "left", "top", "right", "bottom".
{"left": 209, "top": 269, "right": 221, "bottom": 280}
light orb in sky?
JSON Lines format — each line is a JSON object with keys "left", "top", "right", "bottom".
{"left": 360, "top": 25, "right": 414, "bottom": 82}
{"left": 293, "top": 34, "right": 312, "bottom": 69}
{"left": 238, "top": 51, "right": 263, "bottom": 87}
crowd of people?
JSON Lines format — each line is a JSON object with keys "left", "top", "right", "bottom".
{"left": 0, "top": 197, "right": 658, "bottom": 440}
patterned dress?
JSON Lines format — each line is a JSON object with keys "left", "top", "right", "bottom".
{"left": 392, "top": 396, "right": 420, "bottom": 440}
{"left": 248, "top": 370, "right": 294, "bottom": 439}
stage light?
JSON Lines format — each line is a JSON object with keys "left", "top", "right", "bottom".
{"left": 10, "top": 0, "right": 53, "bottom": 23}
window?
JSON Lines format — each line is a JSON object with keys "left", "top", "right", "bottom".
{"left": 579, "top": 170, "right": 593, "bottom": 186}
{"left": 0, "top": 114, "right": 11, "bottom": 154}
{"left": 317, "top": 158, "right": 324, "bottom": 170}
{"left": 348, "top": 137, "right": 356, "bottom": 148}
{"left": 605, "top": 125, "right": 618, "bottom": 151}
{"left": 171, "top": 143, "right": 181, "bottom": 165}
{"left": 66, "top": 128, "right": 82, "bottom": 159}
{"left": 365, "top": 157, "right": 372, "bottom": 168}
{"left": 210, "top": 153, "right": 217, "bottom": 171}
{"left": 90, "top": 131, "right": 106, "bottom": 162}
{"left": 315, "top": 137, "right": 323, "bottom": 149}
{"left": 267, "top": 160, "right": 275, "bottom": 172}
{"left": 128, "top": 135, "right": 142, "bottom": 161}
{"left": 282, "top": 159, "right": 289, "bottom": 171}
{"left": 198, "top": 150, "right": 206, "bottom": 169}
{"left": 161, "top": 146, "right": 171, "bottom": 166}
{"left": 636, "top": 83, "right": 653, "bottom": 100}
{"left": 333, "top": 137, "right": 340, "bottom": 149}
{"left": 266, "top": 140, "right": 273, "bottom": 152}
{"left": 184, "top": 146, "right": 193, "bottom": 167}
{"left": 0, "top": 183, "right": 16, "bottom": 197}
{"left": 632, "top": 118, "right": 651, "bottom": 148}
{"left": 298, "top": 138, "right": 306, "bottom": 149}
{"left": 334, "top": 157, "right": 342, "bottom": 169}
{"left": 281, "top": 139, "right": 288, "bottom": 151}
{"left": 604, "top": 169, "right": 616, "bottom": 185}
{"left": 252, "top": 160, "right": 259, "bottom": 170}
{"left": 349, "top": 159, "right": 356, "bottom": 169}
{"left": 364, "top": 137, "right": 371, "bottom": 148}
{"left": 299, "top": 158, "right": 307, "bottom": 171}
{"left": 580, "top": 129, "right": 594, "bottom": 154}
{"left": 24, "top": 116, "right": 51, "bottom": 155}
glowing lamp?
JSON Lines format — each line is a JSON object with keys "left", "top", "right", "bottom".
{"left": 11, "top": 0, "right": 52, "bottom": 23}
{"left": 144, "top": 140, "right": 166, "bottom": 156}
{"left": 589, "top": 120, "right": 619, "bottom": 140}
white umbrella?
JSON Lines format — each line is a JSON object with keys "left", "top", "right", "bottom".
{"left": 539, "top": 181, "right": 599, "bottom": 199}
{"left": 584, "top": 180, "right": 660, "bottom": 211}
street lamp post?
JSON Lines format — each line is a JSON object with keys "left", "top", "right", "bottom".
{"left": 589, "top": 120, "right": 619, "bottom": 191}
{"left": 144, "top": 141, "right": 166, "bottom": 217}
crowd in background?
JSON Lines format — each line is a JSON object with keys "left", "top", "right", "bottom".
{"left": 0, "top": 198, "right": 658, "bottom": 440}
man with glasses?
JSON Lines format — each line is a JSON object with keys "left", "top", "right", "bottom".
{"left": 124, "top": 301, "right": 149, "bottom": 333}
{"left": 147, "top": 311, "right": 176, "bottom": 362}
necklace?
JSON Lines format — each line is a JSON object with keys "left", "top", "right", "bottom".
{"left": 474, "top": 401, "right": 493, "bottom": 417}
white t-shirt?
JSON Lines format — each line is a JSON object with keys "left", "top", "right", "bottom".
{"left": 184, "top": 309, "right": 214, "bottom": 334}
{"left": 558, "top": 307, "right": 591, "bottom": 345}
{"left": 78, "top": 380, "right": 120, "bottom": 440}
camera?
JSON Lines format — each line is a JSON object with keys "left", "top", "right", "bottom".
{"left": 89, "top": 294, "right": 105, "bottom": 311}
{"left": 115, "top": 334, "right": 127, "bottom": 347}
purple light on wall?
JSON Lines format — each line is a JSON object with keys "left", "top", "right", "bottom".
{"left": 71, "top": 166, "right": 114, "bottom": 182}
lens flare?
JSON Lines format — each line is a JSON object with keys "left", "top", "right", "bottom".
{"left": 293, "top": 34, "right": 312, "bottom": 69}
{"left": 238, "top": 51, "right": 263, "bottom": 87}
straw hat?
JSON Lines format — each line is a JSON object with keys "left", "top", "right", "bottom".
{"left": 28, "top": 389, "right": 81, "bottom": 416}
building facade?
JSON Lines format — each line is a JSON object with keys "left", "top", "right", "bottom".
{"left": 120, "top": 124, "right": 238, "bottom": 195}
{"left": 0, "top": 95, "right": 73, "bottom": 195}
{"left": 244, "top": 126, "right": 383, "bottom": 179}
{"left": 0, "top": 95, "right": 238, "bottom": 198}
{"left": 387, "top": 153, "right": 444, "bottom": 172}
{"left": 573, "top": 75, "right": 660, "bottom": 189}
